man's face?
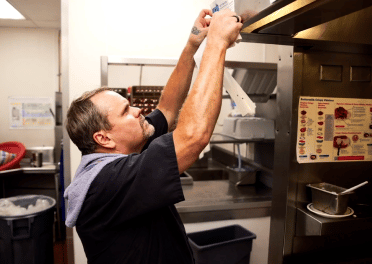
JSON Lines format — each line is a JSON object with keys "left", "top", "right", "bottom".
{"left": 91, "top": 91, "right": 155, "bottom": 153}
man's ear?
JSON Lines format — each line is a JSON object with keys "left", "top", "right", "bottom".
{"left": 93, "top": 130, "right": 116, "bottom": 149}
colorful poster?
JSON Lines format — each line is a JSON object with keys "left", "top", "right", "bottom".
{"left": 297, "top": 96, "right": 372, "bottom": 163}
{"left": 8, "top": 97, "right": 54, "bottom": 129}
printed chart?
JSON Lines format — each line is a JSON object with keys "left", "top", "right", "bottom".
{"left": 297, "top": 96, "right": 372, "bottom": 163}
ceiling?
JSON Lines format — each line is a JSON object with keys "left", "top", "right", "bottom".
{"left": 0, "top": 0, "right": 60, "bottom": 29}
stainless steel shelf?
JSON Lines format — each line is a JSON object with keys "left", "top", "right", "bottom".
{"left": 210, "top": 133, "right": 274, "bottom": 144}
{"left": 296, "top": 203, "right": 372, "bottom": 236}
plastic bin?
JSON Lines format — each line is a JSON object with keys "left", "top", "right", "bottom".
{"left": 188, "top": 225, "right": 257, "bottom": 264}
{"left": 0, "top": 195, "right": 56, "bottom": 264}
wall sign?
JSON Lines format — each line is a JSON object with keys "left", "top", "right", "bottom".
{"left": 8, "top": 97, "right": 54, "bottom": 129}
{"left": 297, "top": 96, "right": 372, "bottom": 163}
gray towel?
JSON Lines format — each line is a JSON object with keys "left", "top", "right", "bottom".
{"left": 64, "top": 153, "right": 127, "bottom": 227}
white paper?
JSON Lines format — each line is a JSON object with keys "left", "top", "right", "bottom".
{"left": 210, "top": 0, "right": 242, "bottom": 47}
{"left": 210, "top": 0, "right": 235, "bottom": 13}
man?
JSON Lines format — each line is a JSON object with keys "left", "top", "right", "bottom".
{"left": 64, "top": 9, "right": 243, "bottom": 264}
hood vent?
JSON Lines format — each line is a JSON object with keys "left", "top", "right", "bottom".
{"left": 232, "top": 67, "right": 277, "bottom": 103}
{"left": 224, "top": 61, "right": 277, "bottom": 103}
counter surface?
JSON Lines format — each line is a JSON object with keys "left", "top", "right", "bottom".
{"left": 0, "top": 164, "right": 58, "bottom": 176}
{"left": 176, "top": 180, "right": 272, "bottom": 223}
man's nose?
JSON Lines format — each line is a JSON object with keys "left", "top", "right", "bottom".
{"left": 132, "top": 107, "right": 143, "bottom": 118}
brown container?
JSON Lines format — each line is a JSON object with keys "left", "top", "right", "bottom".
{"left": 307, "top": 182, "right": 353, "bottom": 215}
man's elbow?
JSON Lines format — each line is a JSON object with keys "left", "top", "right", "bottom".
{"left": 184, "top": 128, "right": 210, "bottom": 152}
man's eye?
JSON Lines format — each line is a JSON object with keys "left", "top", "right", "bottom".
{"left": 122, "top": 106, "right": 129, "bottom": 115}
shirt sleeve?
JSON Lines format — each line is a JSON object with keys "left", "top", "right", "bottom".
{"left": 78, "top": 132, "right": 183, "bottom": 228}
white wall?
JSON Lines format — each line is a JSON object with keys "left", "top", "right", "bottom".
{"left": 64, "top": 1, "right": 267, "bottom": 262}
{"left": 0, "top": 28, "right": 59, "bottom": 148}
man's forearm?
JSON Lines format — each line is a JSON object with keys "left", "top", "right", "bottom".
{"left": 157, "top": 43, "right": 198, "bottom": 130}
{"left": 172, "top": 9, "right": 243, "bottom": 173}
{"left": 177, "top": 41, "right": 226, "bottom": 141}
{"left": 172, "top": 41, "right": 227, "bottom": 173}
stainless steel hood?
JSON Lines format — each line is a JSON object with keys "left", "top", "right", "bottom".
{"left": 242, "top": 0, "right": 372, "bottom": 38}
{"left": 237, "top": 0, "right": 372, "bottom": 48}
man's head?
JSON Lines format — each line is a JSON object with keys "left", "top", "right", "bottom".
{"left": 66, "top": 87, "right": 155, "bottom": 155}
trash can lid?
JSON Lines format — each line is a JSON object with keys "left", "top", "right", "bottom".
{"left": 0, "top": 195, "right": 56, "bottom": 218}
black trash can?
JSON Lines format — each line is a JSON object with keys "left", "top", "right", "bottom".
{"left": 188, "top": 225, "right": 256, "bottom": 264}
{"left": 0, "top": 195, "right": 56, "bottom": 264}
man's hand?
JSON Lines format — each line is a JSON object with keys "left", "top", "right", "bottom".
{"left": 187, "top": 9, "right": 213, "bottom": 49}
{"left": 207, "top": 9, "right": 243, "bottom": 50}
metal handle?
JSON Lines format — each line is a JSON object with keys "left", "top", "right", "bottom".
{"left": 341, "top": 181, "right": 368, "bottom": 194}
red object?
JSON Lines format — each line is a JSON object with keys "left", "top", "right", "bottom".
{"left": 337, "top": 156, "right": 364, "bottom": 161}
{"left": 333, "top": 136, "right": 349, "bottom": 148}
{"left": 0, "top": 142, "right": 26, "bottom": 171}
{"left": 335, "top": 107, "right": 348, "bottom": 119}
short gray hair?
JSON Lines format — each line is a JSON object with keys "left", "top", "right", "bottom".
{"left": 66, "top": 87, "right": 113, "bottom": 155}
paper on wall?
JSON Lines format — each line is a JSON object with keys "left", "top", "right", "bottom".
{"left": 8, "top": 97, "right": 54, "bottom": 129}
{"left": 297, "top": 96, "right": 372, "bottom": 163}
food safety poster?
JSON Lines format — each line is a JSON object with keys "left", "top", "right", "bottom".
{"left": 297, "top": 96, "right": 372, "bottom": 163}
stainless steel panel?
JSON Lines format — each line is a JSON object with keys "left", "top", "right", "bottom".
{"left": 265, "top": 45, "right": 295, "bottom": 264}
{"left": 295, "top": 5, "right": 372, "bottom": 46}
{"left": 241, "top": 33, "right": 372, "bottom": 55}
{"left": 320, "top": 65, "right": 343, "bottom": 82}
{"left": 296, "top": 205, "right": 372, "bottom": 236}
{"left": 101, "top": 56, "right": 108, "bottom": 86}
{"left": 61, "top": 0, "right": 74, "bottom": 259}
{"left": 281, "top": 49, "right": 372, "bottom": 263}
{"left": 238, "top": 2, "right": 372, "bottom": 262}
{"left": 242, "top": 0, "right": 372, "bottom": 38}
{"left": 292, "top": 234, "right": 372, "bottom": 263}
{"left": 225, "top": 60, "right": 277, "bottom": 70}
{"left": 179, "top": 206, "right": 271, "bottom": 223}
{"left": 233, "top": 0, "right": 272, "bottom": 22}
{"left": 293, "top": 49, "right": 372, "bottom": 205}
{"left": 232, "top": 67, "right": 277, "bottom": 102}
{"left": 351, "top": 66, "right": 371, "bottom": 82}
{"left": 180, "top": 172, "right": 193, "bottom": 185}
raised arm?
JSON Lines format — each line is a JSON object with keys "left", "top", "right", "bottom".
{"left": 173, "top": 10, "right": 243, "bottom": 173}
{"left": 156, "top": 9, "right": 213, "bottom": 131}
